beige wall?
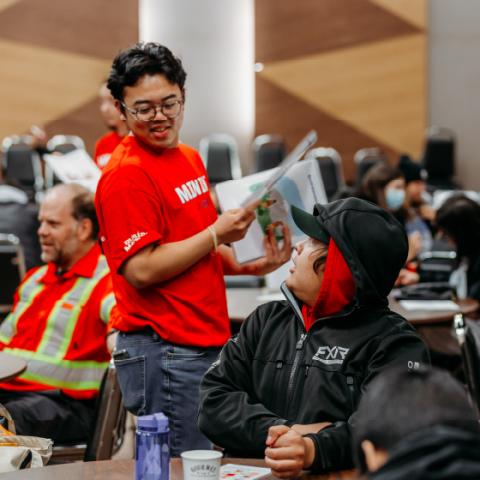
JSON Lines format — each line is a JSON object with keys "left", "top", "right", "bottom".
{"left": 0, "top": 0, "right": 138, "bottom": 155}
{"left": 428, "top": 0, "right": 480, "bottom": 190}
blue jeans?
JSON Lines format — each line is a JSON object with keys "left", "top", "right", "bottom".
{"left": 114, "top": 329, "right": 220, "bottom": 456}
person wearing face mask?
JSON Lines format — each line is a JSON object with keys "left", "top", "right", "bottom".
{"left": 360, "top": 163, "right": 422, "bottom": 278}
{"left": 198, "top": 197, "right": 429, "bottom": 477}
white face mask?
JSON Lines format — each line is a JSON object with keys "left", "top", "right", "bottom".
{"left": 385, "top": 188, "right": 405, "bottom": 211}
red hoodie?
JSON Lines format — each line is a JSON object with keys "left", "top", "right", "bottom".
{"left": 301, "top": 239, "right": 356, "bottom": 330}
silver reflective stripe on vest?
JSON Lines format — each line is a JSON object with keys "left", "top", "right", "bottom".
{"left": 37, "top": 256, "right": 109, "bottom": 358}
{"left": 3, "top": 348, "right": 107, "bottom": 391}
{"left": 0, "top": 266, "right": 48, "bottom": 344}
{"left": 100, "top": 292, "right": 115, "bottom": 324}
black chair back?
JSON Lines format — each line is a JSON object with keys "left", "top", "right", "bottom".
{"left": 253, "top": 135, "right": 286, "bottom": 172}
{"left": 199, "top": 134, "right": 241, "bottom": 185}
{"left": 455, "top": 314, "right": 480, "bottom": 417}
{"left": 0, "top": 234, "right": 26, "bottom": 313}
{"left": 354, "top": 147, "right": 386, "bottom": 187}
{"left": 422, "top": 127, "right": 457, "bottom": 190}
{"left": 306, "top": 147, "right": 344, "bottom": 201}
{"left": 4, "top": 145, "right": 43, "bottom": 201}
{"left": 51, "top": 362, "right": 127, "bottom": 463}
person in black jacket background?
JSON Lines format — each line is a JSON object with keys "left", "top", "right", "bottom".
{"left": 198, "top": 197, "right": 430, "bottom": 477}
{"left": 353, "top": 365, "right": 480, "bottom": 480}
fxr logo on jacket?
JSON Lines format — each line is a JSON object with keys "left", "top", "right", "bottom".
{"left": 313, "top": 346, "right": 350, "bottom": 365}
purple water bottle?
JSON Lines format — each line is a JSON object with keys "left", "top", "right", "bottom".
{"left": 136, "top": 412, "right": 170, "bottom": 480}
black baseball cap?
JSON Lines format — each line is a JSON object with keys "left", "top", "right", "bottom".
{"left": 291, "top": 205, "right": 330, "bottom": 244}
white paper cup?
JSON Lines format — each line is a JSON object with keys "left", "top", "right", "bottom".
{"left": 181, "top": 450, "right": 223, "bottom": 480}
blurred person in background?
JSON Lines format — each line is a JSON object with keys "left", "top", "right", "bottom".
{"left": 436, "top": 194, "right": 480, "bottom": 301}
{"left": 353, "top": 365, "right": 480, "bottom": 480}
{"left": 360, "top": 163, "right": 423, "bottom": 286}
{"left": 94, "top": 81, "right": 129, "bottom": 169}
{"left": 397, "top": 154, "right": 434, "bottom": 252}
{"left": 0, "top": 184, "right": 115, "bottom": 443}
{"left": 0, "top": 167, "right": 41, "bottom": 270}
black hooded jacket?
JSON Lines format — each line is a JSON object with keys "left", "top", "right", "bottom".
{"left": 369, "top": 425, "right": 480, "bottom": 480}
{"left": 198, "top": 198, "right": 430, "bottom": 472}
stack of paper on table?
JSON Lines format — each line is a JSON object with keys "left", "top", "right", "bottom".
{"left": 398, "top": 300, "right": 460, "bottom": 311}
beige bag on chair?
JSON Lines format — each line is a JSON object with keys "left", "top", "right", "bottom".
{"left": 0, "top": 403, "right": 53, "bottom": 472}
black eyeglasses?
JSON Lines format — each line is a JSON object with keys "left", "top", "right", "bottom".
{"left": 121, "top": 99, "right": 183, "bottom": 122}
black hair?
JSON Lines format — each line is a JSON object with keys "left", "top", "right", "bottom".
{"left": 353, "top": 365, "right": 478, "bottom": 473}
{"left": 70, "top": 187, "right": 99, "bottom": 240}
{"left": 361, "top": 163, "right": 404, "bottom": 209}
{"left": 107, "top": 42, "right": 187, "bottom": 102}
{"left": 436, "top": 194, "right": 480, "bottom": 261}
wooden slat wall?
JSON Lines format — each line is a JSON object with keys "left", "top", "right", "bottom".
{"left": 255, "top": 0, "right": 427, "bottom": 183}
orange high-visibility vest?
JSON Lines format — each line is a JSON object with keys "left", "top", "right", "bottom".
{"left": 0, "top": 244, "right": 114, "bottom": 399}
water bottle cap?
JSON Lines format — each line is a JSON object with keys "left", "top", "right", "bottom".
{"left": 154, "top": 412, "right": 169, "bottom": 433}
{"left": 137, "top": 414, "right": 158, "bottom": 431}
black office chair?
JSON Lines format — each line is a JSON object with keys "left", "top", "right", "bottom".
{"left": 50, "top": 361, "right": 127, "bottom": 463}
{"left": 422, "top": 126, "right": 457, "bottom": 191}
{"left": 454, "top": 314, "right": 480, "bottom": 417}
{"left": 353, "top": 147, "right": 387, "bottom": 187}
{"left": 417, "top": 250, "right": 457, "bottom": 283}
{"left": 2, "top": 136, "right": 44, "bottom": 202}
{"left": 0, "top": 234, "right": 26, "bottom": 318}
{"left": 46, "top": 135, "right": 85, "bottom": 155}
{"left": 306, "top": 147, "right": 344, "bottom": 201}
{"left": 199, "top": 134, "right": 242, "bottom": 185}
{"left": 252, "top": 134, "right": 286, "bottom": 172}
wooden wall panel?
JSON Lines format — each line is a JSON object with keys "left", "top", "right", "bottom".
{"left": 255, "top": 0, "right": 427, "bottom": 183}
{"left": 0, "top": 0, "right": 138, "bottom": 154}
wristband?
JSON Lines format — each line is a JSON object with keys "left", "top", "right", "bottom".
{"left": 207, "top": 226, "right": 218, "bottom": 252}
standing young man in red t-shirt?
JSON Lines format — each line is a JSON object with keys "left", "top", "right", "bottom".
{"left": 95, "top": 42, "right": 291, "bottom": 455}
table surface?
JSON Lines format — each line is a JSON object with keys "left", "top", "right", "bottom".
{"left": 0, "top": 458, "right": 357, "bottom": 480}
{"left": 226, "top": 287, "right": 479, "bottom": 326}
{"left": 0, "top": 351, "right": 27, "bottom": 382}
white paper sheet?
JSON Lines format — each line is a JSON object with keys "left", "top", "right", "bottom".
{"left": 398, "top": 300, "right": 460, "bottom": 311}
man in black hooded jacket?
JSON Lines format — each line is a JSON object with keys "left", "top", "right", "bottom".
{"left": 198, "top": 197, "right": 430, "bottom": 476}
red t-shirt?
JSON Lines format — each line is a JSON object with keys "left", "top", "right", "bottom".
{"left": 95, "top": 136, "right": 230, "bottom": 347}
{"left": 94, "top": 131, "right": 124, "bottom": 169}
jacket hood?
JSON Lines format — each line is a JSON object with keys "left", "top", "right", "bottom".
{"left": 308, "top": 198, "right": 408, "bottom": 306}
{"left": 370, "top": 424, "right": 480, "bottom": 480}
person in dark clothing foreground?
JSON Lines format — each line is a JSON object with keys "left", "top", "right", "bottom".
{"left": 198, "top": 197, "right": 429, "bottom": 477}
{"left": 353, "top": 365, "right": 480, "bottom": 480}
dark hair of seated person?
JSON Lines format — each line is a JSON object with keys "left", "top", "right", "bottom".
{"left": 435, "top": 194, "right": 480, "bottom": 262}
{"left": 352, "top": 365, "right": 480, "bottom": 476}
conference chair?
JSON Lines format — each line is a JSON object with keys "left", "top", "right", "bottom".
{"left": 353, "top": 147, "right": 386, "bottom": 187}
{"left": 422, "top": 126, "right": 457, "bottom": 191}
{"left": 454, "top": 313, "right": 480, "bottom": 417}
{"left": 2, "top": 135, "right": 44, "bottom": 202}
{"left": 50, "top": 361, "right": 127, "bottom": 463}
{"left": 0, "top": 234, "right": 26, "bottom": 318}
{"left": 306, "top": 147, "right": 344, "bottom": 201}
{"left": 46, "top": 135, "right": 85, "bottom": 154}
{"left": 199, "top": 134, "right": 242, "bottom": 185}
{"left": 252, "top": 134, "right": 286, "bottom": 172}
{"left": 417, "top": 250, "right": 457, "bottom": 284}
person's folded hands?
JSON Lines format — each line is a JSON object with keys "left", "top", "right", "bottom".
{"left": 264, "top": 425, "right": 315, "bottom": 479}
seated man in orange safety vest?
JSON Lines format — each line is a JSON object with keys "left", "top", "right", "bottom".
{"left": 0, "top": 183, "right": 115, "bottom": 444}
